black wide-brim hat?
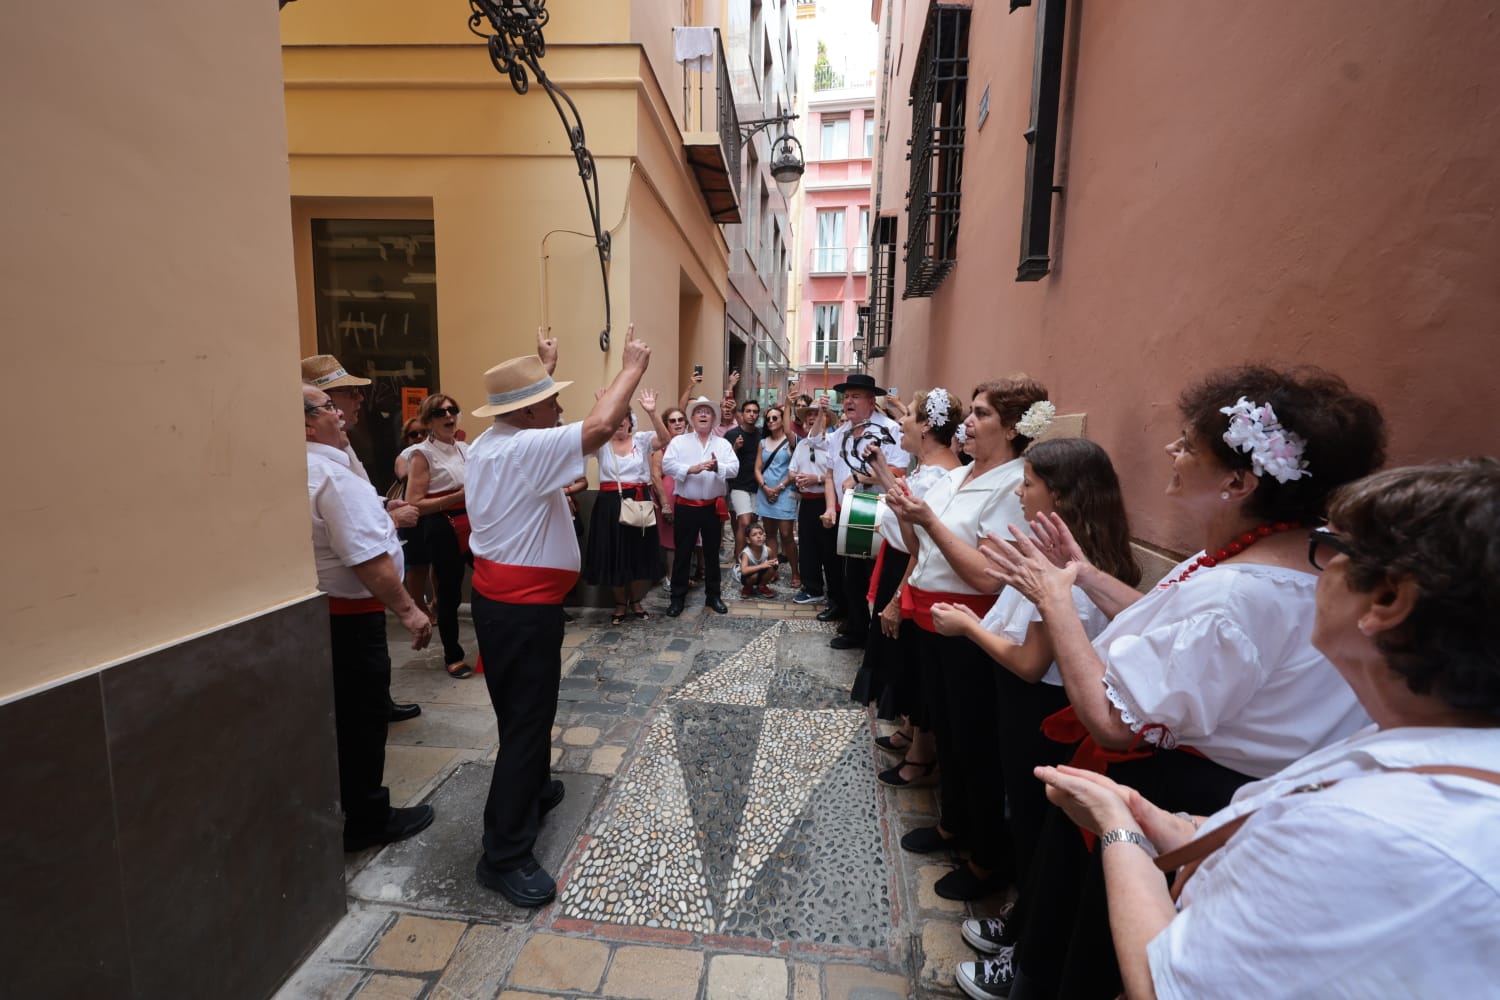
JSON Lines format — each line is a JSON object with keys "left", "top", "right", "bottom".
{"left": 831, "top": 373, "right": 886, "bottom": 396}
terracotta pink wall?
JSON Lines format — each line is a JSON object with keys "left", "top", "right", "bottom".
{"left": 873, "top": 0, "right": 1500, "bottom": 552}
{"left": 799, "top": 104, "right": 874, "bottom": 366}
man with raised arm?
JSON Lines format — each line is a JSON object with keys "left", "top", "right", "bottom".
{"left": 663, "top": 394, "right": 740, "bottom": 617}
{"left": 465, "top": 324, "right": 651, "bottom": 907}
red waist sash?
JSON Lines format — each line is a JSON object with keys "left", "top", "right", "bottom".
{"left": 906, "top": 584, "right": 997, "bottom": 633}
{"left": 472, "top": 557, "right": 579, "bottom": 605}
{"left": 600, "top": 482, "right": 648, "bottom": 499}
{"left": 328, "top": 596, "right": 385, "bottom": 615}
{"left": 676, "top": 496, "right": 719, "bottom": 507}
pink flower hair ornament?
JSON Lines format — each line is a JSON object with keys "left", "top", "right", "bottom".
{"left": 1219, "top": 396, "right": 1310, "bottom": 484}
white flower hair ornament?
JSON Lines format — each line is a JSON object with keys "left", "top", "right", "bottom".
{"left": 1015, "top": 400, "right": 1056, "bottom": 438}
{"left": 1219, "top": 396, "right": 1310, "bottom": 483}
{"left": 924, "top": 388, "right": 953, "bottom": 428}
{"left": 954, "top": 421, "right": 969, "bottom": 445}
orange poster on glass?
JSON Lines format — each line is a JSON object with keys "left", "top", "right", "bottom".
{"left": 401, "top": 387, "right": 427, "bottom": 421}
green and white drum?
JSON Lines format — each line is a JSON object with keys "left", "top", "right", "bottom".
{"left": 837, "top": 489, "right": 887, "bottom": 559}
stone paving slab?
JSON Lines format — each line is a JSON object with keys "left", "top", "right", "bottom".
{"left": 350, "top": 766, "right": 604, "bottom": 922}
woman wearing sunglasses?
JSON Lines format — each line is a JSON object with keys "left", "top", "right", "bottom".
{"left": 1032, "top": 459, "right": 1500, "bottom": 999}
{"left": 404, "top": 394, "right": 473, "bottom": 678}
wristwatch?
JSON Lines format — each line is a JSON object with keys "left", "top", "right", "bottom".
{"left": 1099, "top": 828, "right": 1156, "bottom": 857}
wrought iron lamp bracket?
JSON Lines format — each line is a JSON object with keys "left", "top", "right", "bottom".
{"left": 738, "top": 112, "right": 800, "bottom": 146}
{"left": 468, "top": 0, "right": 613, "bottom": 351}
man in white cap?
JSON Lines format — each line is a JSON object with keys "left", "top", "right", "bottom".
{"left": 465, "top": 324, "right": 651, "bottom": 907}
{"left": 302, "top": 353, "right": 422, "bottom": 723}
{"left": 304, "top": 384, "right": 436, "bottom": 852}
{"left": 662, "top": 395, "right": 739, "bottom": 617}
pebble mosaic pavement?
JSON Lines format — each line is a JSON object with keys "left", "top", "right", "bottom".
{"left": 559, "top": 621, "right": 886, "bottom": 945}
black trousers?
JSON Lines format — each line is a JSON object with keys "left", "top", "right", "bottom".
{"left": 796, "top": 495, "right": 841, "bottom": 598}
{"left": 472, "top": 592, "right": 564, "bottom": 870}
{"left": 921, "top": 626, "right": 1013, "bottom": 875}
{"left": 840, "top": 555, "right": 875, "bottom": 634}
{"left": 423, "top": 512, "right": 466, "bottom": 665}
{"left": 671, "top": 502, "right": 724, "bottom": 601}
{"left": 328, "top": 611, "right": 392, "bottom": 838}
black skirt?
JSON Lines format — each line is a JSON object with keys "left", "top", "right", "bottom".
{"left": 584, "top": 489, "right": 664, "bottom": 586}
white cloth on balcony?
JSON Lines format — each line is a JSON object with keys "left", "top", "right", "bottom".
{"left": 673, "top": 26, "right": 716, "bottom": 68}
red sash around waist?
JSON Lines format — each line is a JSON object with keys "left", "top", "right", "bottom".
{"left": 328, "top": 596, "right": 385, "bottom": 616}
{"left": 425, "top": 488, "right": 465, "bottom": 514}
{"left": 472, "top": 557, "right": 579, "bottom": 605}
{"left": 675, "top": 496, "right": 719, "bottom": 508}
{"left": 600, "top": 481, "right": 648, "bottom": 498}
{"left": 906, "top": 584, "right": 997, "bottom": 633}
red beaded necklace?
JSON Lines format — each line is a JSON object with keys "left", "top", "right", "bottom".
{"left": 1171, "top": 521, "right": 1302, "bottom": 584}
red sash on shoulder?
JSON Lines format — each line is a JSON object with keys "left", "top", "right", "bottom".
{"left": 906, "top": 584, "right": 997, "bottom": 633}
{"left": 472, "top": 557, "right": 579, "bottom": 605}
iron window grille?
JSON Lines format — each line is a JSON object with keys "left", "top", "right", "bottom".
{"left": 867, "top": 216, "right": 898, "bottom": 357}
{"left": 904, "top": 4, "right": 971, "bottom": 298}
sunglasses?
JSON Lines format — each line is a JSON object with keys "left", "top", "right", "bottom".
{"left": 406, "top": 430, "right": 427, "bottom": 440}
{"left": 1307, "top": 527, "right": 1355, "bottom": 571}
{"left": 667, "top": 416, "right": 687, "bottom": 423}
{"left": 430, "top": 405, "right": 461, "bottom": 418}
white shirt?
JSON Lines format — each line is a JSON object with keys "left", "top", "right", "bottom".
{"left": 1149, "top": 725, "right": 1500, "bottom": 999}
{"left": 878, "top": 461, "right": 950, "bottom": 553}
{"left": 662, "top": 431, "right": 738, "bottom": 501}
{"left": 789, "top": 430, "right": 831, "bottom": 490}
{"left": 826, "top": 409, "right": 908, "bottom": 495}
{"left": 981, "top": 585, "right": 1109, "bottom": 686}
{"left": 1099, "top": 558, "right": 1371, "bottom": 778}
{"left": 307, "top": 442, "right": 404, "bottom": 598}
{"left": 410, "top": 437, "right": 468, "bottom": 493}
{"left": 595, "top": 430, "right": 657, "bottom": 485}
{"left": 466, "top": 421, "right": 586, "bottom": 571}
{"left": 907, "top": 458, "right": 1026, "bottom": 594}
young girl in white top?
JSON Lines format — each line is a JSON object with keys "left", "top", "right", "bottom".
{"left": 932, "top": 437, "right": 1140, "bottom": 891}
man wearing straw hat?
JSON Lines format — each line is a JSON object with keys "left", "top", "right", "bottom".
{"left": 466, "top": 324, "right": 651, "bottom": 907}
{"left": 303, "top": 353, "right": 423, "bottom": 725}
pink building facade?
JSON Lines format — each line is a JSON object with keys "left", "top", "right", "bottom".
{"left": 794, "top": 90, "right": 875, "bottom": 400}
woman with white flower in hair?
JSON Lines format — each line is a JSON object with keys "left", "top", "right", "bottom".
{"left": 882, "top": 376, "right": 1057, "bottom": 901}
{"left": 961, "top": 366, "right": 1388, "bottom": 1000}
{"left": 852, "top": 387, "right": 965, "bottom": 786}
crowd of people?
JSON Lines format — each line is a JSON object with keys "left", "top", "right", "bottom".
{"left": 302, "top": 333, "right": 1498, "bottom": 994}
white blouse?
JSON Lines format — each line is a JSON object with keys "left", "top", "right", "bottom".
{"left": 981, "top": 584, "right": 1110, "bottom": 686}
{"left": 595, "top": 430, "right": 657, "bottom": 485}
{"left": 878, "top": 461, "right": 953, "bottom": 553}
{"left": 411, "top": 437, "right": 468, "bottom": 493}
{"left": 1097, "top": 558, "right": 1370, "bottom": 778}
{"left": 1149, "top": 725, "right": 1500, "bottom": 999}
{"left": 907, "top": 457, "right": 1027, "bottom": 595}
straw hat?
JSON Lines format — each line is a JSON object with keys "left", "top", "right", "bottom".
{"left": 471, "top": 356, "right": 574, "bottom": 417}
{"left": 686, "top": 395, "right": 718, "bottom": 417}
{"left": 301, "top": 354, "right": 371, "bottom": 390}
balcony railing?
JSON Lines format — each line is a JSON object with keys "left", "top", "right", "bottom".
{"left": 809, "top": 340, "right": 841, "bottom": 364}
{"left": 681, "top": 27, "right": 742, "bottom": 223}
{"left": 810, "top": 246, "right": 847, "bottom": 274}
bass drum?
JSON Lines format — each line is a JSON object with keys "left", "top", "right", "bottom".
{"left": 836, "top": 489, "right": 886, "bottom": 559}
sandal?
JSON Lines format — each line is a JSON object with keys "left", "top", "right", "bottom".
{"left": 631, "top": 603, "right": 650, "bottom": 620}
{"left": 611, "top": 607, "right": 628, "bottom": 626}
{"left": 446, "top": 661, "right": 474, "bottom": 679}
{"left": 873, "top": 729, "right": 914, "bottom": 756}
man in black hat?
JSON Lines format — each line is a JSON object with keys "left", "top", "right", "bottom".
{"left": 819, "top": 374, "right": 908, "bottom": 649}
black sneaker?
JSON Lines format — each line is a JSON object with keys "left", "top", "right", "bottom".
{"left": 961, "top": 902, "right": 1016, "bottom": 954}
{"left": 343, "top": 804, "right": 435, "bottom": 853}
{"left": 792, "top": 589, "right": 822, "bottom": 605}
{"left": 956, "top": 948, "right": 1014, "bottom": 999}
{"left": 475, "top": 855, "right": 557, "bottom": 908}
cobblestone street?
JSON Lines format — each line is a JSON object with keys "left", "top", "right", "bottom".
{"left": 275, "top": 587, "right": 999, "bottom": 999}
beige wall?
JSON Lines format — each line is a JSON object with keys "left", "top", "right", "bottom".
{"left": 282, "top": 2, "right": 733, "bottom": 453}
{"left": 873, "top": 1, "right": 1500, "bottom": 553}
{"left": 0, "top": 5, "right": 313, "bottom": 701}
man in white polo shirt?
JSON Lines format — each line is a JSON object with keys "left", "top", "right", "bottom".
{"left": 465, "top": 325, "right": 651, "bottom": 907}
{"left": 305, "top": 384, "right": 436, "bottom": 852}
